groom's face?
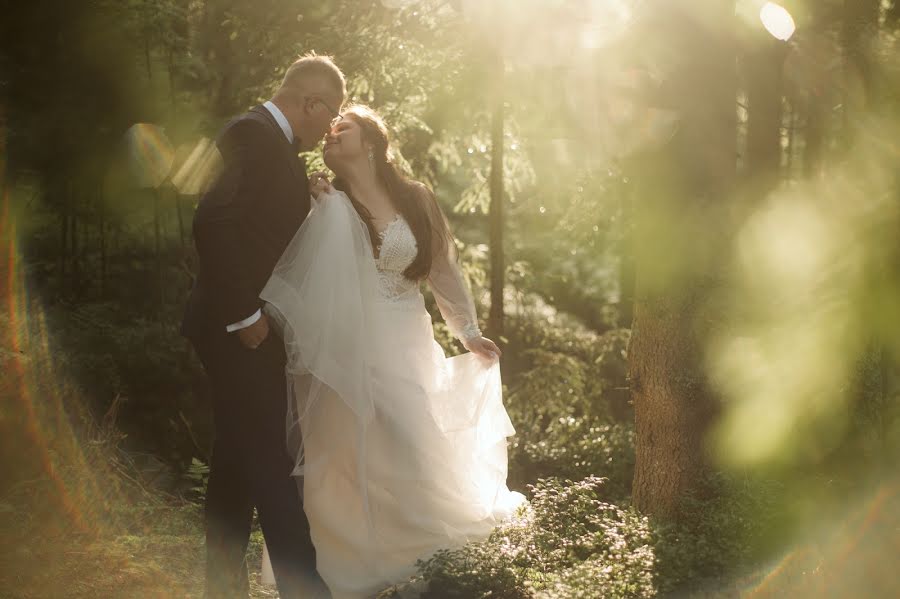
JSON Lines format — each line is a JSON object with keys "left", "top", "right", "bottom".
{"left": 295, "top": 87, "right": 344, "bottom": 151}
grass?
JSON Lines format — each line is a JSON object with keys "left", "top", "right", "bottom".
{"left": 0, "top": 474, "right": 281, "bottom": 599}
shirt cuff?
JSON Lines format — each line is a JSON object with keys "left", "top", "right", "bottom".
{"left": 225, "top": 309, "right": 262, "bottom": 333}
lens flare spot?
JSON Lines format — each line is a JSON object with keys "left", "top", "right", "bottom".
{"left": 125, "top": 123, "right": 175, "bottom": 189}
{"left": 380, "top": 0, "right": 419, "bottom": 8}
{"left": 760, "top": 2, "right": 795, "bottom": 41}
{"left": 170, "top": 138, "right": 222, "bottom": 196}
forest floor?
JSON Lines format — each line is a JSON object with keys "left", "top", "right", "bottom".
{"left": 0, "top": 479, "right": 277, "bottom": 599}
{"left": 2, "top": 458, "right": 899, "bottom": 599}
{"left": 2, "top": 309, "right": 898, "bottom": 598}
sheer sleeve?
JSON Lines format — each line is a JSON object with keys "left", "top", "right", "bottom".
{"left": 414, "top": 181, "right": 483, "bottom": 343}
{"left": 426, "top": 237, "right": 483, "bottom": 344}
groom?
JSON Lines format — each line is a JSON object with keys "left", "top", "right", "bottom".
{"left": 182, "top": 53, "right": 345, "bottom": 598}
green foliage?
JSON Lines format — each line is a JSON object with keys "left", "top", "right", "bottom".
{"left": 650, "top": 474, "right": 786, "bottom": 594}
{"left": 510, "top": 417, "right": 635, "bottom": 500}
{"left": 45, "top": 301, "right": 191, "bottom": 400}
{"left": 495, "top": 304, "right": 634, "bottom": 493}
{"left": 410, "top": 477, "right": 655, "bottom": 599}
{"left": 505, "top": 304, "right": 631, "bottom": 373}
{"left": 500, "top": 303, "right": 630, "bottom": 425}
{"left": 512, "top": 166, "right": 631, "bottom": 330}
{"left": 39, "top": 297, "right": 205, "bottom": 470}
{"left": 184, "top": 457, "right": 210, "bottom": 500}
{"left": 401, "top": 473, "right": 787, "bottom": 599}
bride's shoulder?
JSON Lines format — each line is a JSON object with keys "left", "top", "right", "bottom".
{"left": 407, "top": 181, "right": 438, "bottom": 211}
{"left": 408, "top": 180, "right": 444, "bottom": 218}
{"left": 409, "top": 180, "right": 433, "bottom": 197}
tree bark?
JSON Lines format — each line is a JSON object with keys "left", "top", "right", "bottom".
{"left": 889, "top": 1, "right": 900, "bottom": 25}
{"left": 802, "top": 2, "right": 831, "bottom": 178}
{"left": 784, "top": 101, "right": 796, "bottom": 178}
{"left": 618, "top": 182, "right": 636, "bottom": 327}
{"left": 745, "top": 37, "right": 786, "bottom": 194}
{"left": 487, "top": 51, "right": 505, "bottom": 338}
{"left": 59, "top": 192, "right": 68, "bottom": 283}
{"left": 99, "top": 190, "right": 107, "bottom": 298}
{"left": 630, "top": 0, "right": 736, "bottom": 520}
{"left": 69, "top": 185, "right": 79, "bottom": 294}
{"left": 841, "top": 0, "right": 880, "bottom": 142}
{"left": 804, "top": 91, "right": 826, "bottom": 178}
{"left": 154, "top": 188, "right": 164, "bottom": 319}
{"left": 841, "top": 0, "right": 886, "bottom": 447}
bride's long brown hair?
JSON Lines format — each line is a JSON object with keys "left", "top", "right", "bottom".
{"left": 332, "top": 105, "right": 453, "bottom": 280}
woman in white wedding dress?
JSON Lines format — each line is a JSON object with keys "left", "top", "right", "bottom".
{"left": 259, "top": 105, "right": 524, "bottom": 598}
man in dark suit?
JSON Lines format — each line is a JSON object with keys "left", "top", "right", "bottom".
{"left": 182, "top": 53, "right": 345, "bottom": 598}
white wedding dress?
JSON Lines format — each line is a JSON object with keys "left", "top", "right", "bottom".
{"left": 258, "top": 190, "right": 524, "bottom": 598}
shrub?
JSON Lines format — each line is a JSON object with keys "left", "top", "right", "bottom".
{"left": 411, "top": 477, "right": 656, "bottom": 599}
{"left": 651, "top": 474, "right": 786, "bottom": 594}
{"left": 498, "top": 311, "right": 635, "bottom": 498}
{"left": 509, "top": 419, "right": 635, "bottom": 503}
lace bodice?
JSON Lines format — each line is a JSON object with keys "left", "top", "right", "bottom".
{"left": 374, "top": 215, "right": 482, "bottom": 342}
{"left": 375, "top": 215, "right": 419, "bottom": 300}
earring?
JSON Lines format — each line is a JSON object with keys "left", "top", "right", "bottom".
{"left": 368, "top": 149, "right": 375, "bottom": 169}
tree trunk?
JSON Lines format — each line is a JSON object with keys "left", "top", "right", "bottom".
{"left": 59, "top": 192, "right": 68, "bottom": 283}
{"left": 99, "top": 187, "right": 107, "bottom": 298}
{"left": 802, "top": 4, "right": 831, "bottom": 178}
{"left": 630, "top": 0, "right": 736, "bottom": 520}
{"left": 889, "top": 1, "right": 900, "bottom": 25}
{"left": 144, "top": 34, "right": 153, "bottom": 82}
{"left": 841, "top": 0, "right": 880, "bottom": 142}
{"left": 487, "top": 51, "right": 505, "bottom": 338}
{"left": 842, "top": 0, "right": 886, "bottom": 448}
{"left": 81, "top": 193, "right": 89, "bottom": 284}
{"left": 618, "top": 182, "right": 636, "bottom": 327}
{"left": 69, "top": 185, "right": 79, "bottom": 294}
{"left": 745, "top": 36, "right": 786, "bottom": 194}
{"left": 154, "top": 188, "right": 164, "bottom": 319}
{"left": 804, "top": 92, "right": 826, "bottom": 178}
{"left": 784, "top": 101, "right": 796, "bottom": 179}
{"left": 174, "top": 187, "right": 186, "bottom": 253}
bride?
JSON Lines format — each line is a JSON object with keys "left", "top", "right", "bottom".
{"left": 259, "top": 104, "right": 524, "bottom": 598}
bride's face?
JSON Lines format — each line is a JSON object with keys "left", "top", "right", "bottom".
{"left": 323, "top": 116, "right": 367, "bottom": 172}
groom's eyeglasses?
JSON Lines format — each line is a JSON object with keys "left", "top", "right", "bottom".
{"left": 309, "top": 96, "right": 343, "bottom": 127}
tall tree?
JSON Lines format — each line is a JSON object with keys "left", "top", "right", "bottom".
{"left": 840, "top": 0, "right": 880, "bottom": 141}
{"left": 744, "top": 26, "right": 787, "bottom": 193}
{"left": 800, "top": 1, "right": 834, "bottom": 178}
{"left": 629, "top": 0, "right": 737, "bottom": 518}
{"left": 487, "top": 49, "right": 505, "bottom": 338}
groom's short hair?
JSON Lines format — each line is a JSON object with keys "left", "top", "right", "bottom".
{"left": 279, "top": 52, "right": 346, "bottom": 100}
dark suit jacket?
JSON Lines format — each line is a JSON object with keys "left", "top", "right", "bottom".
{"left": 182, "top": 106, "right": 310, "bottom": 339}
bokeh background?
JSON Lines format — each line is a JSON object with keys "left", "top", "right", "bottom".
{"left": 1, "top": 0, "right": 899, "bottom": 597}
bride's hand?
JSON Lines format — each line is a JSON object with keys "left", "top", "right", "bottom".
{"left": 464, "top": 336, "right": 502, "bottom": 362}
{"left": 310, "top": 171, "right": 333, "bottom": 199}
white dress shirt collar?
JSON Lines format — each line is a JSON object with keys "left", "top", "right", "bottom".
{"left": 263, "top": 100, "right": 294, "bottom": 143}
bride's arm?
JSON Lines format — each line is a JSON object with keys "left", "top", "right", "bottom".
{"left": 422, "top": 186, "right": 501, "bottom": 360}
{"left": 427, "top": 240, "right": 482, "bottom": 343}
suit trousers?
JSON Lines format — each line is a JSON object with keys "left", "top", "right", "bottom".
{"left": 191, "top": 328, "right": 320, "bottom": 598}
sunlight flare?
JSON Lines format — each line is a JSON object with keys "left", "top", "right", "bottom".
{"left": 760, "top": 2, "right": 795, "bottom": 41}
{"left": 125, "top": 123, "right": 174, "bottom": 189}
{"left": 171, "top": 138, "right": 221, "bottom": 196}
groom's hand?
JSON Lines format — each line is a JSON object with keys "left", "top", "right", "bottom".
{"left": 236, "top": 313, "right": 270, "bottom": 349}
